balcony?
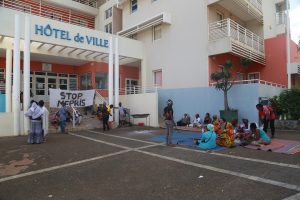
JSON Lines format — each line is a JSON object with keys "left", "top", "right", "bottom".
{"left": 0, "top": 0, "right": 95, "bottom": 29}
{"left": 209, "top": 0, "right": 263, "bottom": 24}
{"left": 72, "top": 0, "right": 97, "bottom": 8}
{"left": 209, "top": 18, "right": 265, "bottom": 65}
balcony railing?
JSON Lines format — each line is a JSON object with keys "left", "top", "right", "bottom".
{"left": 210, "top": 79, "right": 287, "bottom": 88}
{"left": 72, "top": 0, "right": 97, "bottom": 8}
{"left": 0, "top": 0, "right": 95, "bottom": 29}
{"left": 276, "top": 11, "right": 287, "bottom": 25}
{"left": 209, "top": 18, "right": 265, "bottom": 64}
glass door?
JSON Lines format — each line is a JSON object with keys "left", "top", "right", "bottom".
{"left": 126, "top": 79, "right": 139, "bottom": 94}
{"left": 34, "top": 75, "right": 46, "bottom": 101}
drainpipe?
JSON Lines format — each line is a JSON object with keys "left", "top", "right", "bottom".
{"left": 286, "top": 0, "right": 291, "bottom": 89}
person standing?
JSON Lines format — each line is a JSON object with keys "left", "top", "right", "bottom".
{"left": 163, "top": 99, "right": 175, "bottom": 146}
{"left": 256, "top": 103, "right": 276, "bottom": 138}
{"left": 38, "top": 100, "right": 49, "bottom": 141}
{"left": 25, "top": 101, "right": 44, "bottom": 144}
{"left": 102, "top": 102, "right": 110, "bottom": 131}
{"left": 119, "top": 102, "right": 126, "bottom": 127}
{"left": 58, "top": 102, "right": 67, "bottom": 134}
{"left": 108, "top": 104, "right": 114, "bottom": 129}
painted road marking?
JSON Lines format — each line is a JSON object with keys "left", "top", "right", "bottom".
{"left": 0, "top": 150, "right": 130, "bottom": 183}
{"left": 73, "top": 133, "right": 300, "bottom": 192}
{"left": 88, "top": 130, "right": 300, "bottom": 170}
{"left": 282, "top": 193, "right": 300, "bottom": 200}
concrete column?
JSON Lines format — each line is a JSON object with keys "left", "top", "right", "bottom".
{"left": 23, "top": 15, "right": 31, "bottom": 135}
{"left": 13, "top": 14, "right": 21, "bottom": 136}
{"left": 5, "top": 48, "right": 12, "bottom": 112}
{"left": 114, "top": 37, "right": 119, "bottom": 126}
{"left": 108, "top": 37, "right": 114, "bottom": 105}
{"left": 141, "top": 56, "right": 147, "bottom": 90}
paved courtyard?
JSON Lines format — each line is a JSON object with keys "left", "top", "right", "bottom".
{"left": 0, "top": 127, "right": 300, "bottom": 200}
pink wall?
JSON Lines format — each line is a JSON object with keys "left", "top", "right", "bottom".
{"left": 209, "top": 53, "right": 264, "bottom": 83}
{"left": 209, "top": 35, "right": 300, "bottom": 86}
{"left": 0, "top": 58, "right": 140, "bottom": 97}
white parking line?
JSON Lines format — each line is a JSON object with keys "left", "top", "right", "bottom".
{"left": 73, "top": 133, "right": 300, "bottom": 192}
{"left": 136, "top": 149, "right": 300, "bottom": 192}
{"left": 88, "top": 130, "right": 158, "bottom": 145}
{"left": 282, "top": 193, "right": 300, "bottom": 200}
{"left": 0, "top": 149, "right": 130, "bottom": 183}
{"left": 88, "top": 130, "right": 300, "bottom": 170}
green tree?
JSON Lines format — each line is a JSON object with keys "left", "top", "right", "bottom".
{"left": 240, "top": 57, "right": 252, "bottom": 70}
{"left": 278, "top": 88, "right": 300, "bottom": 120}
{"left": 211, "top": 60, "right": 233, "bottom": 111}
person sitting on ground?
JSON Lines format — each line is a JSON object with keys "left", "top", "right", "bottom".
{"left": 203, "top": 113, "right": 212, "bottom": 125}
{"left": 250, "top": 123, "right": 271, "bottom": 146}
{"left": 189, "top": 113, "right": 202, "bottom": 128}
{"left": 216, "top": 119, "right": 235, "bottom": 148}
{"left": 193, "top": 124, "right": 217, "bottom": 150}
{"left": 176, "top": 113, "right": 191, "bottom": 126}
{"left": 212, "top": 115, "right": 222, "bottom": 135}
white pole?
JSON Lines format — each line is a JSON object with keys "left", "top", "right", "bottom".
{"left": 13, "top": 14, "right": 21, "bottom": 136}
{"left": 23, "top": 15, "right": 31, "bottom": 135}
{"left": 286, "top": 0, "right": 291, "bottom": 89}
{"left": 5, "top": 48, "right": 12, "bottom": 112}
{"left": 108, "top": 37, "right": 114, "bottom": 105}
{"left": 114, "top": 37, "right": 119, "bottom": 126}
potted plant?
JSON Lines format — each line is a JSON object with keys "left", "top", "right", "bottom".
{"left": 211, "top": 60, "right": 238, "bottom": 122}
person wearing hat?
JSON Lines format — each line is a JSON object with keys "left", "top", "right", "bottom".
{"left": 163, "top": 99, "right": 175, "bottom": 146}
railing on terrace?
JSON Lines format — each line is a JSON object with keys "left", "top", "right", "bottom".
{"left": 72, "top": 0, "right": 97, "bottom": 8}
{"left": 0, "top": 0, "right": 95, "bottom": 29}
{"left": 276, "top": 11, "right": 287, "bottom": 25}
{"left": 209, "top": 18, "right": 264, "bottom": 54}
{"left": 249, "top": 0, "right": 262, "bottom": 12}
{"left": 119, "top": 85, "right": 160, "bottom": 95}
{"left": 210, "top": 79, "right": 287, "bottom": 88}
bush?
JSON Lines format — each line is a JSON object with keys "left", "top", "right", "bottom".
{"left": 271, "top": 89, "right": 300, "bottom": 120}
{"left": 278, "top": 89, "right": 300, "bottom": 120}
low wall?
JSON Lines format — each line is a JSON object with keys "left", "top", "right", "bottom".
{"left": 120, "top": 93, "right": 159, "bottom": 127}
{"left": 0, "top": 94, "right": 5, "bottom": 112}
{"left": 0, "top": 112, "right": 14, "bottom": 137}
{"left": 275, "top": 120, "right": 300, "bottom": 130}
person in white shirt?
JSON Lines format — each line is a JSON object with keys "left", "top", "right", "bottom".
{"left": 189, "top": 113, "right": 202, "bottom": 128}
{"left": 38, "top": 100, "right": 49, "bottom": 141}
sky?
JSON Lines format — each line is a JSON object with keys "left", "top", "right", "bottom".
{"left": 290, "top": 0, "right": 300, "bottom": 43}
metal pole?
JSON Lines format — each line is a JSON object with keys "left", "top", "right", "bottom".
{"left": 286, "top": 0, "right": 291, "bottom": 89}
{"left": 114, "top": 37, "right": 119, "bottom": 126}
{"left": 5, "top": 48, "right": 12, "bottom": 112}
{"left": 108, "top": 37, "right": 114, "bottom": 105}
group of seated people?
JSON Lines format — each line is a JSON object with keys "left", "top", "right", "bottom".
{"left": 176, "top": 112, "right": 214, "bottom": 128}
{"left": 187, "top": 114, "right": 272, "bottom": 150}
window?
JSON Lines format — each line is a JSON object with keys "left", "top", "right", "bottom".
{"left": 105, "top": 7, "right": 112, "bottom": 19}
{"left": 131, "top": 0, "right": 138, "bottom": 13}
{"left": 95, "top": 72, "right": 108, "bottom": 89}
{"left": 42, "top": 11, "right": 62, "bottom": 21}
{"left": 126, "top": 79, "right": 138, "bottom": 94}
{"left": 0, "top": 69, "right": 4, "bottom": 94}
{"left": 248, "top": 72, "right": 260, "bottom": 83}
{"left": 80, "top": 73, "right": 92, "bottom": 90}
{"left": 153, "top": 25, "right": 162, "bottom": 41}
{"left": 236, "top": 72, "right": 245, "bottom": 81}
{"left": 105, "top": 23, "right": 112, "bottom": 34}
{"left": 153, "top": 70, "right": 162, "bottom": 87}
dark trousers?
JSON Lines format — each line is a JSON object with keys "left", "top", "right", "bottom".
{"left": 103, "top": 117, "right": 110, "bottom": 131}
{"left": 263, "top": 119, "right": 275, "bottom": 137}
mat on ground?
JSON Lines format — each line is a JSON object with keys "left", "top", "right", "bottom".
{"left": 150, "top": 131, "right": 226, "bottom": 151}
{"left": 244, "top": 138, "right": 300, "bottom": 155}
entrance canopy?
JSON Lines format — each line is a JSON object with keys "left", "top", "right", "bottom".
{"left": 0, "top": 7, "right": 144, "bottom": 64}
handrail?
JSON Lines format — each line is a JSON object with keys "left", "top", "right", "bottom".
{"left": 209, "top": 18, "right": 264, "bottom": 54}
{"left": 0, "top": 0, "right": 95, "bottom": 29}
{"left": 119, "top": 85, "right": 159, "bottom": 95}
{"left": 210, "top": 79, "right": 287, "bottom": 88}
{"left": 249, "top": 0, "right": 262, "bottom": 12}
{"left": 95, "top": 90, "right": 107, "bottom": 104}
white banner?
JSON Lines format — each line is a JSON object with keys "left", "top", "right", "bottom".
{"left": 49, "top": 89, "right": 95, "bottom": 108}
